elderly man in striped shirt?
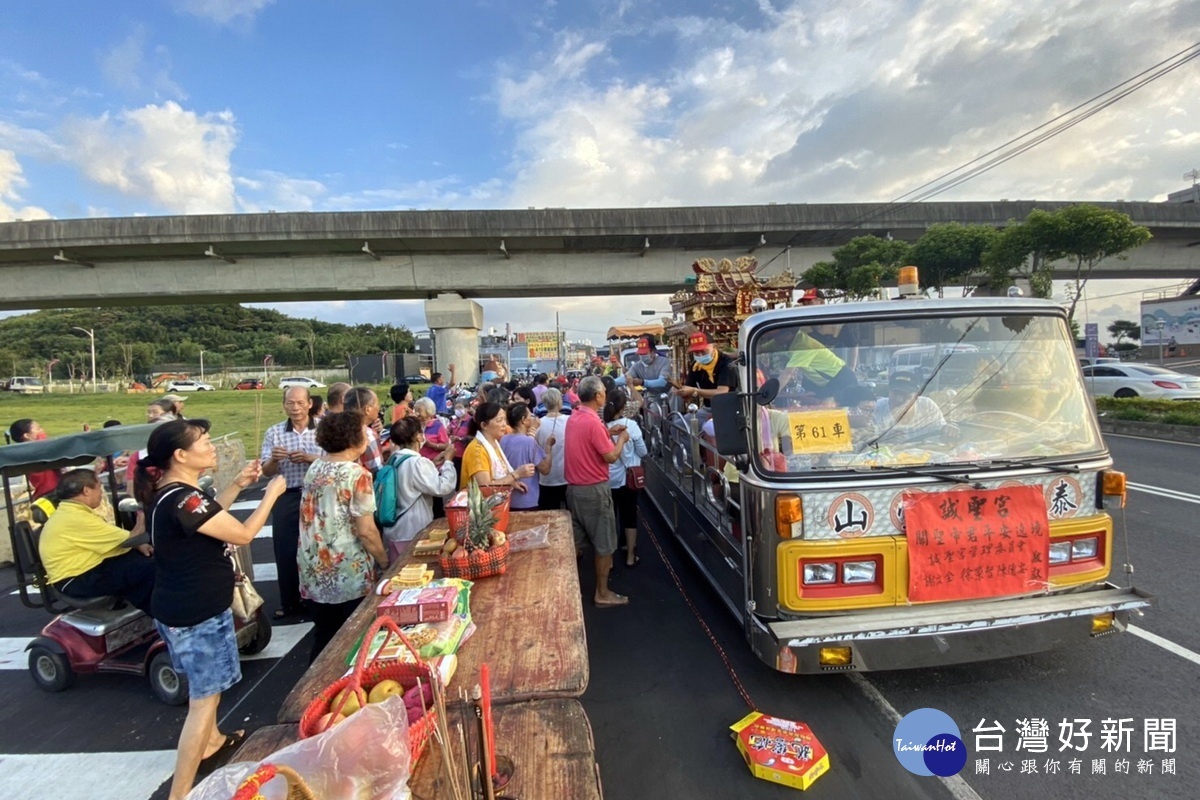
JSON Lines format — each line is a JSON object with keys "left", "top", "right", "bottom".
{"left": 261, "top": 386, "right": 324, "bottom": 620}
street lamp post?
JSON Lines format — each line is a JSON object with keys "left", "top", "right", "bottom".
{"left": 1156, "top": 321, "right": 1167, "bottom": 366}
{"left": 199, "top": 350, "right": 206, "bottom": 383}
{"left": 71, "top": 326, "right": 96, "bottom": 393}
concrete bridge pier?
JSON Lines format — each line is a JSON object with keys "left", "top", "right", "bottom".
{"left": 424, "top": 293, "right": 484, "bottom": 386}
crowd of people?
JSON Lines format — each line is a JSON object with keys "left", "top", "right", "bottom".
{"left": 8, "top": 333, "right": 719, "bottom": 798}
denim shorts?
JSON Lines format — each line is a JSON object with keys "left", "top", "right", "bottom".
{"left": 155, "top": 609, "right": 242, "bottom": 700}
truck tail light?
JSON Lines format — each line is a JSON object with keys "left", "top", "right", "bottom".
{"left": 799, "top": 555, "right": 883, "bottom": 596}
{"left": 842, "top": 560, "right": 877, "bottom": 584}
{"left": 1049, "top": 532, "right": 1105, "bottom": 576}
{"left": 1070, "top": 536, "right": 1099, "bottom": 560}
{"left": 802, "top": 563, "right": 837, "bottom": 584}
{"left": 1101, "top": 470, "right": 1126, "bottom": 509}
{"left": 776, "top": 494, "right": 803, "bottom": 539}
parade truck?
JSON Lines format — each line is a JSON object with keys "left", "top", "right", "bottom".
{"left": 639, "top": 258, "right": 1151, "bottom": 674}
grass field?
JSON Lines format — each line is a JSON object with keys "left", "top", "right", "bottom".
{"left": 0, "top": 384, "right": 423, "bottom": 444}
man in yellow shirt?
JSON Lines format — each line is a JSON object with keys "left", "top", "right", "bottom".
{"left": 40, "top": 469, "right": 155, "bottom": 614}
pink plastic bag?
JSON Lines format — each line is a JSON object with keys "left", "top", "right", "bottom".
{"left": 187, "top": 695, "right": 413, "bottom": 800}
{"left": 507, "top": 523, "right": 551, "bottom": 552}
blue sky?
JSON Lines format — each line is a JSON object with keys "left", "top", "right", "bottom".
{"left": 1, "top": 0, "right": 1197, "bottom": 339}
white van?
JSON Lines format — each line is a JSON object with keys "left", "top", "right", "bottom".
{"left": 889, "top": 344, "right": 979, "bottom": 381}
{"left": 6, "top": 377, "right": 45, "bottom": 394}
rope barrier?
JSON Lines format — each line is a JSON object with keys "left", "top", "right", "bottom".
{"left": 640, "top": 514, "right": 757, "bottom": 710}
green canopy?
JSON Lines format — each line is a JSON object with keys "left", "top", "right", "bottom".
{"left": 0, "top": 423, "right": 159, "bottom": 477}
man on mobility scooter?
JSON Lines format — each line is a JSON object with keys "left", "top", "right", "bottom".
{"left": 40, "top": 468, "right": 156, "bottom": 615}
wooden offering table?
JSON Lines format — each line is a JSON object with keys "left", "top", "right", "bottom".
{"left": 278, "top": 510, "right": 588, "bottom": 722}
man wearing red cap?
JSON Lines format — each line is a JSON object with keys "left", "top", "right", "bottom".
{"left": 618, "top": 334, "right": 671, "bottom": 391}
{"left": 674, "top": 331, "right": 738, "bottom": 409}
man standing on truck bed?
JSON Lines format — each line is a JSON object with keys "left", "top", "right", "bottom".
{"left": 674, "top": 332, "right": 738, "bottom": 410}
{"left": 618, "top": 335, "right": 672, "bottom": 392}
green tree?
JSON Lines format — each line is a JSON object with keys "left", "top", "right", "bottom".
{"left": 803, "top": 236, "right": 912, "bottom": 300}
{"left": 1106, "top": 319, "right": 1141, "bottom": 347}
{"left": 908, "top": 223, "right": 1000, "bottom": 297}
{"left": 982, "top": 210, "right": 1058, "bottom": 298}
{"left": 983, "top": 205, "right": 1150, "bottom": 320}
{"left": 1050, "top": 205, "right": 1152, "bottom": 322}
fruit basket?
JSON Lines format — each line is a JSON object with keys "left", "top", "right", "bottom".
{"left": 299, "top": 616, "right": 436, "bottom": 764}
{"left": 440, "top": 481, "right": 510, "bottom": 580}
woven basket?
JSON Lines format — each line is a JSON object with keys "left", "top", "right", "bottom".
{"left": 298, "top": 616, "right": 436, "bottom": 765}
{"left": 232, "top": 763, "right": 317, "bottom": 800}
{"left": 439, "top": 538, "right": 510, "bottom": 580}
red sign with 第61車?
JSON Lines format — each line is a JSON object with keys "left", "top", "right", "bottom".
{"left": 904, "top": 485, "right": 1050, "bottom": 602}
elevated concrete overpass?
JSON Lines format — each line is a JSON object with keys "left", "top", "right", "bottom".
{"left": 2, "top": 201, "right": 1197, "bottom": 381}
{"left": 1, "top": 201, "right": 1197, "bottom": 309}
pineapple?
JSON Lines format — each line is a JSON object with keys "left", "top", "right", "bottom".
{"left": 464, "top": 481, "right": 505, "bottom": 551}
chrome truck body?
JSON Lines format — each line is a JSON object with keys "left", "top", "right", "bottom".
{"left": 640, "top": 297, "right": 1151, "bottom": 673}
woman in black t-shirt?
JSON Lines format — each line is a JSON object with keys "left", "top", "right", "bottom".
{"left": 135, "top": 419, "right": 287, "bottom": 800}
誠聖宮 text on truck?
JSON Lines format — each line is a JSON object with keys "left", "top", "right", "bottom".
{"left": 638, "top": 257, "right": 1151, "bottom": 674}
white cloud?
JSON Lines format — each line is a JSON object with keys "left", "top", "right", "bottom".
{"left": 101, "top": 27, "right": 187, "bottom": 100}
{"left": 236, "top": 170, "right": 327, "bottom": 212}
{"left": 494, "top": 0, "right": 1200, "bottom": 208}
{"left": 60, "top": 101, "right": 238, "bottom": 213}
{"left": 0, "top": 150, "right": 52, "bottom": 222}
{"left": 174, "top": 0, "right": 275, "bottom": 25}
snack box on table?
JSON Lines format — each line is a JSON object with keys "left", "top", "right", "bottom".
{"left": 730, "top": 711, "right": 829, "bottom": 790}
{"left": 378, "top": 585, "right": 459, "bottom": 626}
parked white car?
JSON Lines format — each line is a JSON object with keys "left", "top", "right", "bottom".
{"left": 165, "top": 379, "right": 215, "bottom": 392}
{"left": 1081, "top": 363, "right": 1200, "bottom": 400}
{"left": 278, "top": 376, "right": 326, "bottom": 389}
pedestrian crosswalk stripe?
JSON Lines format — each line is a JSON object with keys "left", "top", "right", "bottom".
{"left": 0, "top": 750, "right": 176, "bottom": 800}
{"left": 0, "top": 623, "right": 312, "bottom": 670}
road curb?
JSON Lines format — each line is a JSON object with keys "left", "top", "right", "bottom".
{"left": 1098, "top": 418, "right": 1200, "bottom": 444}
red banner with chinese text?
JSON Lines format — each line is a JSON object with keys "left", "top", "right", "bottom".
{"left": 905, "top": 486, "right": 1050, "bottom": 602}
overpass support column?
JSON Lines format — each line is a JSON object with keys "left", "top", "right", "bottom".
{"left": 425, "top": 293, "right": 483, "bottom": 386}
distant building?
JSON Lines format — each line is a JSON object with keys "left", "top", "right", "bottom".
{"left": 1167, "top": 183, "right": 1199, "bottom": 204}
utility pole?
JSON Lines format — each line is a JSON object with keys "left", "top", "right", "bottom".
{"left": 71, "top": 327, "right": 96, "bottom": 393}
{"left": 555, "top": 312, "right": 562, "bottom": 376}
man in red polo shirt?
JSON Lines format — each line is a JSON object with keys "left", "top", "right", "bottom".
{"left": 565, "top": 375, "right": 631, "bottom": 607}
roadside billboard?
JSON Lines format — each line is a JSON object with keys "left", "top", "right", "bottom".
{"left": 1140, "top": 297, "right": 1200, "bottom": 347}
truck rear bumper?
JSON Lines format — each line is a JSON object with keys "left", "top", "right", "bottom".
{"left": 758, "top": 583, "right": 1152, "bottom": 674}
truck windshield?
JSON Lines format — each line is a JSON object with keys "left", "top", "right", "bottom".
{"left": 751, "top": 312, "right": 1102, "bottom": 474}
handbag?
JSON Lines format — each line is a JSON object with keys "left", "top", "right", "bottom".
{"left": 625, "top": 464, "right": 645, "bottom": 491}
{"left": 231, "top": 568, "right": 264, "bottom": 623}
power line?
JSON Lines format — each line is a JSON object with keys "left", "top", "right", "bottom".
{"left": 768, "top": 39, "right": 1200, "bottom": 272}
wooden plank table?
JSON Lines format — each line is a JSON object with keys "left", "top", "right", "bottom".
{"left": 278, "top": 510, "right": 587, "bottom": 723}
{"left": 234, "top": 699, "right": 602, "bottom": 800}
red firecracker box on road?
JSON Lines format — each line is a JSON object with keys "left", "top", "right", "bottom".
{"left": 377, "top": 585, "right": 458, "bottom": 626}
{"left": 730, "top": 711, "right": 830, "bottom": 790}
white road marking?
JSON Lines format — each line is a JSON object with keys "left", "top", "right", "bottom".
{"left": 240, "top": 622, "right": 313, "bottom": 661}
{"left": 0, "top": 637, "right": 30, "bottom": 669}
{"left": 0, "top": 621, "right": 311, "bottom": 670}
{"left": 0, "top": 750, "right": 176, "bottom": 800}
{"left": 1127, "top": 625, "right": 1200, "bottom": 667}
{"left": 10, "top": 559, "right": 277, "bottom": 595}
{"left": 256, "top": 524, "right": 273, "bottom": 539}
{"left": 229, "top": 499, "right": 259, "bottom": 511}
{"left": 848, "top": 673, "right": 985, "bottom": 800}
{"left": 1106, "top": 432, "right": 1200, "bottom": 447}
{"left": 1127, "top": 482, "right": 1200, "bottom": 505}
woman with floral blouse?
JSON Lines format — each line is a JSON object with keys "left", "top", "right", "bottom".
{"left": 298, "top": 410, "right": 389, "bottom": 663}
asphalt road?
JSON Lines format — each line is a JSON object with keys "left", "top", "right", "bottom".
{"left": 0, "top": 431, "right": 1196, "bottom": 799}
